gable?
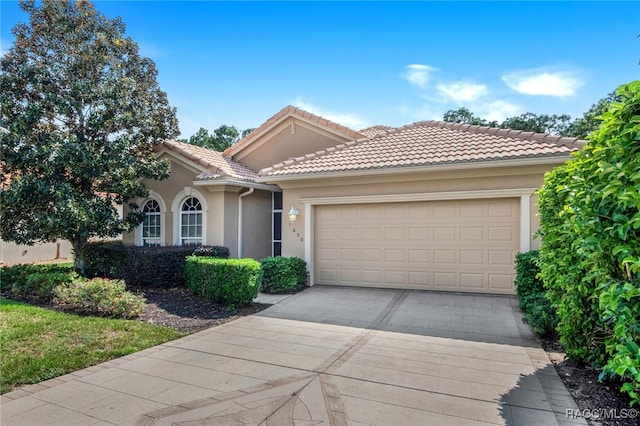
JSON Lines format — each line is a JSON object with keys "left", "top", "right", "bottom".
{"left": 224, "top": 106, "right": 366, "bottom": 172}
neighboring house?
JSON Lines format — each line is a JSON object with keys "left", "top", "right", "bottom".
{"left": 0, "top": 239, "right": 73, "bottom": 265}
{"left": 123, "top": 105, "right": 583, "bottom": 294}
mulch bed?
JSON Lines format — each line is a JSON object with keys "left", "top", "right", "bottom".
{"left": 539, "top": 337, "right": 637, "bottom": 426}
{"left": 131, "top": 286, "right": 270, "bottom": 333}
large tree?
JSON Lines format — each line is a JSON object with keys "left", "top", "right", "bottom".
{"left": 0, "top": 0, "right": 179, "bottom": 273}
{"left": 500, "top": 112, "right": 572, "bottom": 135}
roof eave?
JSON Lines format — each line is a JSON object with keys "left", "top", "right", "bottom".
{"left": 193, "top": 178, "right": 279, "bottom": 191}
{"left": 256, "top": 154, "right": 573, "bottom": 183}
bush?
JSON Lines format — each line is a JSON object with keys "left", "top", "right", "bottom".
{"left": 84, "top": 242, "right": 229, "bottom": 287}
{"left": 53, "top": 278, "right": 146, "bottom": 319}
{"left": 192, "top": 246, "right": 230, "bottom": 258}
{"left": 537, "top": 80, "right": 640, "bottom": 405}
{"left": 514, "top": 251, "right": 559, "bottom": 337}
{"left": 260, "top": 256, "right": 307, "bottom": 294}
{"left": 185, "top": 257, "right": 261, "bottom": 308}
{"left": 0, "top": 263, "right": 74, "bottom": 301}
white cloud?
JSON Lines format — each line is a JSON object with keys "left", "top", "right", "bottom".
{"left": 436, "top": 81, "right": 488, "bottom": 102}
{"left": 480, "top": 100, "right": 522, "bottom": 123}
{"left": 404, "top": 64, "right": 438, "bottom": 89}
{"left": 292, "top": 98, "right": 369, "bottom": 130}
{"left": 502, "top": 69, "right": 584, "bottom": 97}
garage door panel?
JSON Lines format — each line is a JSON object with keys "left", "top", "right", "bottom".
{"left": 408, "top": 249, "right": 430, "bottom": 263}
{"left": 384, "top": 249, "right": 405, "bottom": 262}
{"left": 461, "top": 273, "right": 484, "bottom": 289}
{"left": 315, "top": 199, "right": 519, "bottom": 294}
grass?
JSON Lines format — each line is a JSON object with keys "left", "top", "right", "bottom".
{"left": 0, "top": 298, "right": 185, "bottom": 394}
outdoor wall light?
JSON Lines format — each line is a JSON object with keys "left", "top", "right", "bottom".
{"left": 288, "top": 205, "right": 299, "bottom": 224}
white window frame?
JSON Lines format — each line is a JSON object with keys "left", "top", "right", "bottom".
{"left": 171, "top": 187, "right": 208, "bottom": 246}
{"left": 136, "top": 191, "right": 166, "bottom": 247}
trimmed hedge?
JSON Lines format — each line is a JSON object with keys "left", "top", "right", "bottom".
{"left": 260, "top": 256, "right": 307, "bottom": 294}
{"left": 84, "top": 242, "right": 229, "bottom": 287}
{"left": 185, "top": 257, "right": 261, "bottom": 308}
{"left": 514, "top": 251, "right": 558, "bottom": 337}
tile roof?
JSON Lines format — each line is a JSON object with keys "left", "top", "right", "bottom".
{"left": 359, "top": 125, "right": 396, "bottom": 138}
{"left": 223, "top": 105, "right": 368, "bottom": 157}
{"left": 259, "top": 120, "right": 583, "bottom": 177}
{"left": 158, "top": 140, "right": 258, "bottom": 182}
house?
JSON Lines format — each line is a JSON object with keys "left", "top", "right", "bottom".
{"left": 123, "top": 106, "right": 582, "bottom": 294}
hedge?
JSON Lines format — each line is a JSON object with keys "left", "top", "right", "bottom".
{"left": 514, "top": 251, "right": 558, "bottom": 337}
{"left": 537, "top": 80, "right": 640, "bottom": 405}
{"left": 260, "top": 256, "right": 307, "bottom": 294}
{"left": 0, "top": 263, "right": 75, "bottom": 301}
{"left": 84, "top": 242, "right": 229, "bottom": 287}
{"left": 185, "top": 257, "right": 261, "bottom": 308}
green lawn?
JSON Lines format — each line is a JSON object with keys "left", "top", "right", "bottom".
{"left": 0, "top": 298, "right": 185, "bottom": 394}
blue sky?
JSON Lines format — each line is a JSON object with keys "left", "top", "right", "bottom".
{"left": 1, "top": 1, "right": 638, "bottom": 138}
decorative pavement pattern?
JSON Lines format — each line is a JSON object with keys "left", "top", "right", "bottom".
{"left": 1, "top": 287, "right": 588, "bottom": 425}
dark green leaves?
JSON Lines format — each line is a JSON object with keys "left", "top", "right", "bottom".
{"left": 1, "top": 0, "right": 178, "bottom": 270}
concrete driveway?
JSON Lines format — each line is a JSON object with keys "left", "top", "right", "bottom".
{"left": 1, "top": 286, "right": 585, "bottom": 426}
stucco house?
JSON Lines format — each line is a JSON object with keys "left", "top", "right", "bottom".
{"left": 123, "top": 105, "right": 582, "bottom": 295}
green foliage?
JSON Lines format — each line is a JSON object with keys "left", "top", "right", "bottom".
{"left": 443, "top": 107, "right": 498, "bottom": 127}
{"left": 185, "top": 257, "right": 261, "bottom": 308}
{"left": 500, "top": 112, "right": 572, "bottom": 135}
{"left": 192, "top": 245, "right": 230, "bottom": 259}
{"left": 53, "top": 278, "right": 146, "bottom": 319}
{"left": 260, "top": 256, "right": 307, "bottom": 294}
{"left": 514, "top": 251, "right": 559, "bottom": 337}
{"left": 565, "top": 92, "right": 621, "bottom": 139}
{"left": 180, "top": 125, "right": 254, "bottom": 151}
{"left": 537, "top": 80, "right": 640, "bottom": 405}
{"left": 84, "top": 242, "right": 229, "bottom": 287}
{"left": 442, "top": 91, "right": 617, "bottom": 137}
{"left": 0, "top": 0, "right": 178, "bottom": 274}
{"left": 0, "top": 263, "right": 74, "bottom": 300}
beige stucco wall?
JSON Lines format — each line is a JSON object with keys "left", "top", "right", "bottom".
{"left": 272, "top": 164, "right": 556, "bottom": 261}
{"left": 123, "top": 157, "right": 274, "bottom": 260}
{"left": 1, "top": 239, "right": 73, "bottom": 264}
{"left": 239, "top": 189, "right": 272, "bottom": 260}
{"left": 230, "top": 120, "right": 353, "bottom": 172}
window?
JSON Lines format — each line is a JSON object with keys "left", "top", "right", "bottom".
{"left": 180, "top": 197, "right": 202, "bottom": 246}
{"left": 142, "top": 199, "right": 161, "bottom": 247}
{"left": 272, "top": 192, "right": 283, "bottom": 256}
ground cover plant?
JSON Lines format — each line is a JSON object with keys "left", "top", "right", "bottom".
{"left": 537, "top": 80, "right": 640, "bottom": 405}
{"left": 0, "top": 299, "right": 183, "bottom": 394}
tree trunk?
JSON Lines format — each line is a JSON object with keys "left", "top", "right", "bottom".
{"left": 72, "top": 237, "right": 88, "bottom": 277}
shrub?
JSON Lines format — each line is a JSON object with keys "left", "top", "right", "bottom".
{"left": 53, "top": 278, "right": 146, "bottom": 319}
{"left": 514, "top": 251, "right": 558, "bottom": 337}
{"left": 260, "top": 256, "right": 307, "bottom": 294}
{"left": 537, "top": 80, "right": 640, "bottom": 405}
{"left": 192, "top": 246, "right": 230, "bottom": 258}
{"left": 0, "top": 263, "right": 74, "bottom": 301}
{"left": 84, "top": 242, "right": 229, "bottom": 287}
{"left": 185, "top": 257, "right": 261, "bottom": 308}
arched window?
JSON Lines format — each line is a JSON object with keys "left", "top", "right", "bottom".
{"left": 142, "top": 199, "right": 161, "bottom": 247}
{"left": 180, "top": 197, "right": 203, "bottom": 245}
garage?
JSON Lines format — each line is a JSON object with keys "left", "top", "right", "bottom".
{"left": 314, "top": 198, "right": 520, "bottom": 294}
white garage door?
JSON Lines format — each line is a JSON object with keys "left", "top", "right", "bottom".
{"left": 315, "top": 199, "right": 520, "bottom": 294}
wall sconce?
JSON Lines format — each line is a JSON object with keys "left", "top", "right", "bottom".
{"left": 288, "top": 205, "right": 299, "bottom": 224}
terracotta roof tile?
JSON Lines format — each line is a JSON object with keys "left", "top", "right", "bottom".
{"left": 259, "top": 121, "right": 584, "bottom": 177}
{"left": 158, "top": 140, "right": 258, "bottom": 182}
{"left": 224, "top": 105, "right": 367, "bottom": 156}
{"left": 359, "top": 125, "right": 396, "bottom": 139}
